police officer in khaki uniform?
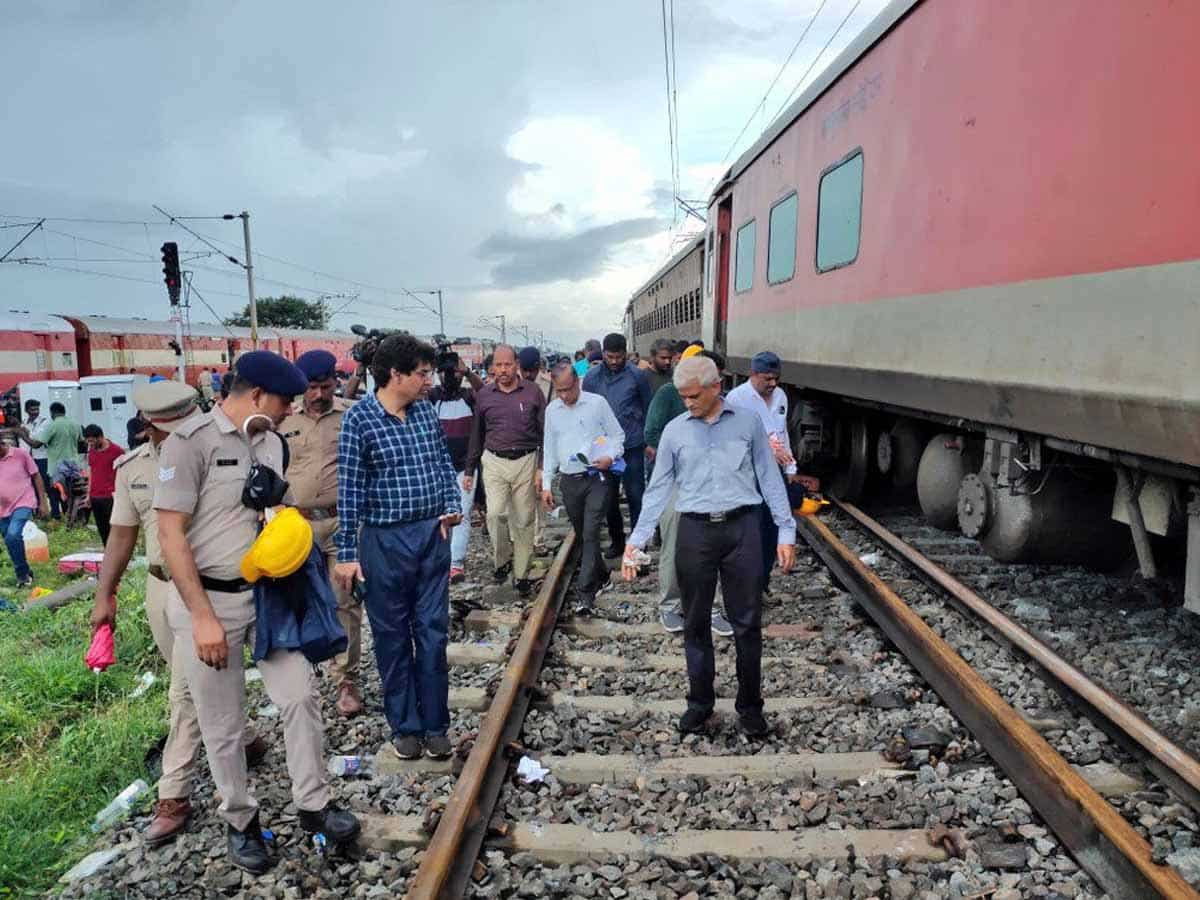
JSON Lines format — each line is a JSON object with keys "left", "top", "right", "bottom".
{"left": 155, "top": 352, "right": 359, "bottom": 874}
{"left": 90, "top": 380, "right": 267, "bottom": 846}
{"left": 279, "top": 350, "right": 361, "bottom": 716}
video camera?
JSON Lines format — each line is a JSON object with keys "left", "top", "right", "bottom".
{"left": 349, "top": 324, "right": 405, "bottom": 370}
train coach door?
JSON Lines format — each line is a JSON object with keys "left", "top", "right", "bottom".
{"left": 714, "top": 197, "right": 733, "bottom": 355}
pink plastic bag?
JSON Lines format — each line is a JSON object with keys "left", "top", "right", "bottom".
{"left": 85, "top": 624, "right": 116, "bottom": 672}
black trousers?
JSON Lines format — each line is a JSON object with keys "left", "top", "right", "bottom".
{"left": 759, "top": 503, "right": 778, "bottom": 592}
{"left": 676, "top": 510, "right": 764, "bottom": 717}
{"left": 91, "top": 497, "right": 114, "bottom": 546}
{"left": 604, "top": 444, "right": 646, "bottom": 547}
{"left": 560, "top": 473, "right": 609, "bottom": 602}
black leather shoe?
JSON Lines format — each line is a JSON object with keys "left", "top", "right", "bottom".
{"left": 227, "top": 815, "right": 273, "bottom": 875}
{"left": 739, "top": 710, "right": 770, "bottom": 738}
{"left": 492, "top": 561, "right": 513, "bottom": 583}
{"left": 678, "top": 707, "right": 712, "bottom": 734}
{"left": 299, "top": 803, "right": 362, "bottom": 845}
{"left": 514, "top": 578, "right": 533, "bottom": 597}
{"left": 603, "top": 544, "right": 624, "bottom": 560}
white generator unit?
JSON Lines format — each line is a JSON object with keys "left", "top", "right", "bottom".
{"left": 79, "top": 374, "right": 149, "bottom": 445}
{"left": 17, "top": 380, "right": 82, "bottom": 423}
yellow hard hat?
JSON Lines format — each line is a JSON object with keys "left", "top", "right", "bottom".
{"left": 680, "top": 344, "right": 704, "bottom": 360}
{"left": 796, "top": 497, "right": 830, "bottom": 516}
{"left": 240, "top": 507, "right": 314, "bottom": 583}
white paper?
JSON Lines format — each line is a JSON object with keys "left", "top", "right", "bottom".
{"left": 516, "top": 755, "right": 550, "bottom": 783}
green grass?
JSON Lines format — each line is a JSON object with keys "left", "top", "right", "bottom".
{"left": 0, "top": 523, "right": 169, "bottom": 898}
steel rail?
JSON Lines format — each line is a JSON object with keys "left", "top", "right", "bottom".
{"left": 407, "top": 531, "right": 577, "bottom": 900}
{"left": 836, "top": 499, "right": 1200, "bottom": 814}
{"left": 796, "top": 513, "right": 1198, "bottom": 900}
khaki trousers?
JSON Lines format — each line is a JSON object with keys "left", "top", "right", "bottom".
{"left": 310, "top": 517, "right": 361, "bottom": 686}
{"left": 167, "top": 583, "right": 329, "bottom": 830}
{"left": 481, "top": 450, "right": 537, "bottom": 580}
{"left": 144, "top": 573, "right": 257, "bottom": 800}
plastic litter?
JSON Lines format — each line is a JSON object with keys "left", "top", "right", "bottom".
{"left": 261, "top": 828, "right": 274, "bottom": 842}
{"left": 548, "top": 505, "right": 565, "bottom": 520}
{"left": 257, "top": 703, "right": 279, "bottom": 718}
{"left": 92, "top": 779, "right": 150, "bottom": 831}
{"left": 312, "top": 832, "right": 327, "bottom": 855}
{"left": 244, "top": 668, "right": 262, "bottom": 683}
{"left": 85, "top": 624, "right": 116, "bottom": 672}
{"left": 59, "top": 848, "right": 123, "bottom": 883}
{"left": 57, "top": 551, "right": 105, "bottom": 574}
{"left": 327, "top": 755, "right": 372, "bottom": 777}
{"left": 624, "top": 548, "right": 652, "bottom": 567}
{"left": 22, "top": 521, "right": 49, "bottom": 563}
{"left": 516, "top": 755, "right": 550, "bottom": 784}
{"left": 859, "top": 552, "right": 881, "bottom": 566}
{"left": 129, "top": 671, "right": 157, "bottom": 698}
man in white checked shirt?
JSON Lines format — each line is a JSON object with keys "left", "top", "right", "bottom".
{"left": 540, "top": 361, "right": 625, "bottom": 615}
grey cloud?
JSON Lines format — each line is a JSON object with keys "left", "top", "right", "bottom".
{"left": 477, "top": 218, "right": 663, "bottom": 288}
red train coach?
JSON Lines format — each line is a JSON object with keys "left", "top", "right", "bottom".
{"left": 0, "top": 312, "right": 79, "bottom": 389}
{"left": 688, "top": 0, "right": 1200, "bottom": 605}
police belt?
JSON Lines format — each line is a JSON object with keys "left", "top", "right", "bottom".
{"left": 196, "top": 574, "right": 253, "bottom": 594}
{"left": 681, "top": 505, "right": 755, "bottom": 524}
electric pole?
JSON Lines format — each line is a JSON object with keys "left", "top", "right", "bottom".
{"left": 478, "top": 314, "right": 506, "bottom": 345}
{"left": 239, "top": 211, "right": 258, "bottom": 348}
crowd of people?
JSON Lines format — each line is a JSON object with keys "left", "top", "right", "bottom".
{"left": 0, "top": 328, "right": 805, "bottom": 875}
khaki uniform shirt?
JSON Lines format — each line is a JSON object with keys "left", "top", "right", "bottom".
{"left": 109, "top": 441, "right": 165, "bottom": 568}
{"left": 153, "top": 405, "right": 285, "bottom": 581}
{"left": 278, "top": 398, "right": 346, "bottom": 510}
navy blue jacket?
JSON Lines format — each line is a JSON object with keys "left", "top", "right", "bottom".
{"left": 582, "top": 362, "right": 653, "bottom": 448}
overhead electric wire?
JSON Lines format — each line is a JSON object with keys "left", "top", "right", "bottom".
{"left": 705, "top": 0, "right": 831, "bottom": 192}
{"left": 154, "top": 205, "right": 245, "bottom": 269}
{"left": 767, "top": 0, "right": 863, "bottom": 126}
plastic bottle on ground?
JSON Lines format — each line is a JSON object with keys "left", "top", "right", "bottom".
{"left": 22, "top": 521, "right": 49, "bottom": 564}
{"left": 327, "top": 755, "right": 372, "bottom": 777}
{"left": 91, "top": 779, "right": 150, "bottom": 831}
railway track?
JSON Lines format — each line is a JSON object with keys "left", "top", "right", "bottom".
{"left": 339, "top": 503, "right": 1200, "bottom": 899}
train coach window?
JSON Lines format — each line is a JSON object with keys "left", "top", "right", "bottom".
{"left": 768, "top": 192, "right": 798, "bottom": 284}
{"left": 817, "top": 150, "right": 863, "bottom": 272}
{"left": 735, "top": 219, "right": 756, "bottom": 293}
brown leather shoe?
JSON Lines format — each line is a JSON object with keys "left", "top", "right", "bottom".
{"left": 336, "top": 682, "right": 363, "bottom": 717}
{"left": 145, "top": 798, "right": 192, "bottom": 847}
{"left": 244, "top": 735, "right": 269, "bottom": 768}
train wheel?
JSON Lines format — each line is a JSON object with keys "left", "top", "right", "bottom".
{"left": 877, "top": 420, "right": 925, "bottom": 492}
{"left": 830, "top": 415, "right": 872, "bottom": 502}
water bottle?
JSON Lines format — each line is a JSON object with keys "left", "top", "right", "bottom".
{"left": 129, "top": 671, "right": 157, "bottom": 698}
{"left": 327, "top": 755, "right": 371, "bottom": 777}
{"left": 91, "top": 779, "right": 150, "bottom": 831}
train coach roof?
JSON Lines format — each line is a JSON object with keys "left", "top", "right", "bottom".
{"left": 0, "top": 311, "right": 75, "bottom": 333}
{"left": 273, "top": 327, "right": 357, "bottom": 340}
{"left": 62, "top": 315, "right": 235, "bottom": 338}
{"left": 626, "top": 234, "right": 705, "bottom": 315}
{"left": 718, "top": 0, "right": 921, "bottom": 192}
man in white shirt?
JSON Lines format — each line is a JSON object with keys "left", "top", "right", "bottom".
{"left": 541, "top": 361, "right": 625, "bottom": 614}
{"left": 726, "top": 351, "right": 798, "bottom": 594}
{"left": 19, "top": 399, "right": 57, "bottom": 520}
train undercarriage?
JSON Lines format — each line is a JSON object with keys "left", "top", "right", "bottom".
{"left": 786, "top": 389, "right": 1200, "bottom": 612}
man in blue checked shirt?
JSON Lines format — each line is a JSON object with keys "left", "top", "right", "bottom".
{"left": 334, "top": 334, "right": 462, "bottom": 762}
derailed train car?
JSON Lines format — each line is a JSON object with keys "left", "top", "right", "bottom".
{"left": 630, "top": 0, "right": 1200, "bottom": 609}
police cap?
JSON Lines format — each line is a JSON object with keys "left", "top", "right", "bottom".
{"left": 751, "top": 351, "right": 781, "bottom": 375}
{"left": 132, "top": 380, "right": 199, "bottom": 433}
{"left": 517, "top": 346, "right": 541, "bottom": 370}
{"left": 295, "top": 349, "right": 338, "bottom": 382}
{"left": 235, "top": 351, "right": 309, "bottom": 397}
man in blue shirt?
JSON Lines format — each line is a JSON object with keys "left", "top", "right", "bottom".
{"left": 583, "top": 333, "right": 652, "bottom": 558}
{"left": 622, "top": 355, "right": 795, "bottom": 738}
{"left": 335, "top": 334, "right": 462, "bottom": 762}
{"left": 541, "top": 361, "right": 625, "bottom": 615}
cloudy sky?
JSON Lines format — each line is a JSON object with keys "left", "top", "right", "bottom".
{"left": 1, "top": 0, "right": 887, "bottom": 351}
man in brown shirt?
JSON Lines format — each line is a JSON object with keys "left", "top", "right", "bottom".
{"left": 279, "top": 350, "right": 361, "bottom": 716}
{"left": 463, "top": 344, "right": 546, "bottom": 597}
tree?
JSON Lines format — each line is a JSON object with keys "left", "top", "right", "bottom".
{"left": 224, "top": 295, "right": 329, "bottom": 330}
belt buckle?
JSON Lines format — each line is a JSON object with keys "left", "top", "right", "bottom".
{"left": 709, "top": 511, "right": 727, "bottom": 523}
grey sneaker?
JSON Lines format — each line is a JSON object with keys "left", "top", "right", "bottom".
{"left": 391, "top": 735, "right": 422, "bottom": 760}
{"left": 660, "top": 608, "right": 684, "bottom": 633}
{"left": 710, "top": 611, "right": 734, "bottom": 638}
{"left": 424, "top": 734, "right": 452, "bottom": 759}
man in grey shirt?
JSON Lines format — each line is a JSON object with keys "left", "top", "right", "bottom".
{"left": 541, "top": 361, "right": 625, "bottom": 615}
{"left": 622, "top": 355, "right": 795, "bottom": 738}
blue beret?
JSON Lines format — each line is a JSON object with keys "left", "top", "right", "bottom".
{"left": 295, "top": 349, "right": 337, "bottom": 381}
{"left": 235, "top": 350, "right": 308, "bottom": 396}
{"left": 517, "top": 346, "right": 540, "bottom": 370}
{"left": 751, "top": 351, "right": 781, "bottom": 374}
